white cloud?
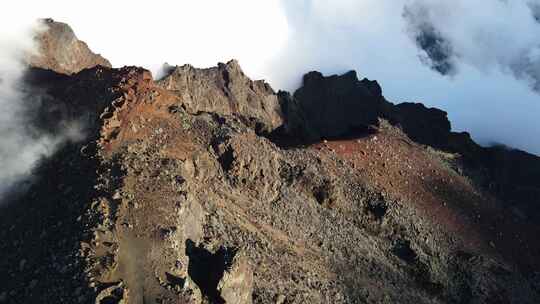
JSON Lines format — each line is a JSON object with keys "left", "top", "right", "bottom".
{"left": 267, "top": 0, "right": 540, "bottom": 155}
{"left": 0, "top": 19, "right": 51, "bottom": 197}
{"left": 6, "top": 0, "right": 289, "bottom": 80}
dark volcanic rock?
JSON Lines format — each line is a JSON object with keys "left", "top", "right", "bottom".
{"left": 280, "top": 70, "right": 462, "bottom": 150}
{"left": 157, "top": 60, "right": 283, "bottom": 133}
{"left": 392, "top": 102, "right": 452, "bottom": 148}
{"left": 284, "top": 70, "right": 392, "bottom": 141}
{"left": 480, "top": 146, "right": 540, "bottom": 220}
{"left": 28, "top": 18, "right": 111, "bottom": 74}
{"left": 280, "top": 68, "right": 540, "bottom": 224}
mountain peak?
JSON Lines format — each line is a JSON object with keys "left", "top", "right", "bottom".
{"left": 157, "top": 59, "right": 283, "bottom": 133}
{"left": 27, "top": 18, "right": 111, "bottom": 74}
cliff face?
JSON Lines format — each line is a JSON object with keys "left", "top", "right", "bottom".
{"left": 157, "top": 60, "right": 283, "bottom": 134}
{"left": 280, "top": 71, "right": 391, "bottom": 140}
{"left": 1, "top": 20, "right": 540, "bottom": 304}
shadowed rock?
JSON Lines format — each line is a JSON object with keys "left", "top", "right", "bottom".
{"left": 283, "top": 70, "right": 392, "bottom": 141}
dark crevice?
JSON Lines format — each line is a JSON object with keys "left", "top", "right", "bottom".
{"left": 165, "top": 272, "right": 186, "bottom": 288}
{"left": 367, "top": 200, "right": 388, "bottom": 221}
{"left": 313, "top": 180, "right": 333, "bottom": 207}
{"left": 217, "top": 146, "right": 235, "bottom": 173}
{"left": 185, "top": 240, "right": 237, "bottom": 303}
{"left": 392, "top": 239, "right": 417, "bottom": 264}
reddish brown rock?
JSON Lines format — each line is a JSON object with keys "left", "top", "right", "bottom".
{"left": 28, "top": 18, "right": 111, "bottom": 74}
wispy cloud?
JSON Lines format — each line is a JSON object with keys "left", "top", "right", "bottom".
{"left": 0, "top": 20, "right": 83, "bottom": 200}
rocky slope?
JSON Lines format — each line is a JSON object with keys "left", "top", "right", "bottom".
{"left": 1, "top": 20, "right": 539, "bottom": 304}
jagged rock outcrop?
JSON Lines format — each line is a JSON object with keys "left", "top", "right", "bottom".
{"left": 28, "top": 18, "right": 111, "bottom": 74}
{"left": 280, "top": 70, "right": 471, "bottom": 150}
{"left": 157, "top": 60, "right": 283, "bottom": 133}
{"left": 391, "top": 102, "right": 452, "bottom": 148}
{"left": 280, "top": 69, "right": 540, "bottom": 224}
{"left": 281, "top": 70, "right": 392, "bottom": 141}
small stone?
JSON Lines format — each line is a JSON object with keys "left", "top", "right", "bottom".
{"left": 276, "top": 294, "right": 286, "bottom": 304}
{"left": 29, "top": 280, "right": 38, "bottom": 289}
{"left": 112, "top": 191, "right": 122, "bottom": 200}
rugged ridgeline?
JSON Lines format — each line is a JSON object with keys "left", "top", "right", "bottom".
{"left": 28, "top": 18, "right": 111, "bottom": 74}
{"left": 1, "top": 19, "right": 540, "bottom": 304}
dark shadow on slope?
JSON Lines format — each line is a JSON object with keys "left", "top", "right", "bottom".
{"left": 0, "top": 141, "right": 101, "bottom": 303}
{"left": 267, "top": 123, "right": 378, "bottom": 150}
{"left": 217, "top": 146, "right": 235, "bottom": 173}
{"left": 0, "top": 66, "right": 120, "bottom": 303}
{"left": 185, "top": 240, "right": 237, "bottom": 303}
{"left": 423, "top": 175, "right": 540, "bottom": 274}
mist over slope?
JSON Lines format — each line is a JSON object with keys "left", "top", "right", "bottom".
{"left": 0, "top": 19, "right": 107, "bottom": 199}
{"left": 0, "top": 20, "right": 52, "bottom": 197}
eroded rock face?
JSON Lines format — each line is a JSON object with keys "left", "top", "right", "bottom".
{"left": 283, "top": 70, "right": 392, "bottom": 141}
{"left": 157, "top": 60, "right": 283, "bottom": 134}
{"left": 28, "top": 18, "right": 111, "bottom": 74}
{"left": 281, "top": 70, "right": 540, "bottom": 227}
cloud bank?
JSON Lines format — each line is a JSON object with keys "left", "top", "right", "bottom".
{"left": 2, "top": 0, "right": 540, "bottom": 157}
{"left": 0, "top": 20, "right": 84, "bottom": 199}
{"left": 0, "top": 20, "right": 52, "bottom": 197}
{"left": 266, "top": 0, "right": 540, "bottom": 155}
{"left": 403, "top": 0, "right": 540, "bottom": 92}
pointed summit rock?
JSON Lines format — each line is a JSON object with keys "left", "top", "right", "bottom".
{"left": 157, "top": 59, "right": 283, "bottom": 133}
{"left": 28, "top": 18, "right": 111, "bottom": 74}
